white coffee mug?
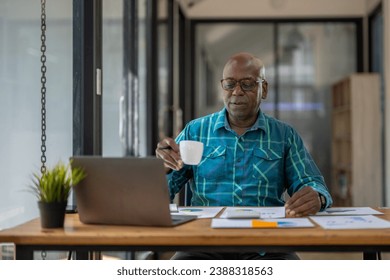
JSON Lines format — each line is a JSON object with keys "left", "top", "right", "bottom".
{"left": 179, "top": 140, "right": 204, "bottom": 165}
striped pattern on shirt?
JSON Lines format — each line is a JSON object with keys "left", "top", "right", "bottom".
{"left": 168, "top": 108, "right": 332, "bottom": 208}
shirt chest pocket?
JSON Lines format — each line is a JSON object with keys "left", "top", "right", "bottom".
{"left": 197, "top": 146, "right": 227, "bottom": 180}
{"left": 252, "top": 148, "right": 284, "bottom": 181}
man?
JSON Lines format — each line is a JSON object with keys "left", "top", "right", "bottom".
{"left": 155, "top": 52, "right": 332, "bottom": 260}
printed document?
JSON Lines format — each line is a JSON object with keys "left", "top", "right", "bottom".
{"left": 310, "top": 215, "right": 390, "bottom": 229}
{"left": 172, "top": 207, "right": 224, "bottom": 219}
{"left": 220, "top": 207, "right": 285, "bottom": 219}
{"left": 211, "top": 218, "right": 314, "bottom": 228}
{"left": 314, "top": 207, "right": 383, "bottom": 216}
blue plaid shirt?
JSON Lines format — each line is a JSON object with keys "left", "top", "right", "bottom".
{"left": 168, "top": 108, "right": 332, "bottom": 208}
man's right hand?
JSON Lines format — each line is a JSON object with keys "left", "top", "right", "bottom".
{"left": 155, "top": 137, "right": 183, "bottom": 172}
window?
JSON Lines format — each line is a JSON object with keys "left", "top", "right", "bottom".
{"left": 0, "top": 0, "right": 72, "bottom": 230}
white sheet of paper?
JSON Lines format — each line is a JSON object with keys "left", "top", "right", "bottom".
{"left": 174, "top": 207, "right": 224, "bottom": 219}
{"left": 211, "top": 218, "right": 314, "bottom": 228}
{"left": 224, "top": 208, "right": 260, "bottom": 219}
{"left": 220, "top": 207, "right": 285, "bottom": 219}
{"left": 314, "top": 207, "right": 383, "bottom": 216}
{"left": 310, "top": 215, "right": 390, "bottom": 229}
{"left": 169, "top": 203, "right": 178, "bottom": 212}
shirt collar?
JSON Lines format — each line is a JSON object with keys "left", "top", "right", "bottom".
{"left": 213, "top": 108, "right": 267, "bottom": 133}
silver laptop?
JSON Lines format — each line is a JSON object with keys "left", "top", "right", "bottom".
{"left": 70, "top": 156, "right": 196, "bottom": 227}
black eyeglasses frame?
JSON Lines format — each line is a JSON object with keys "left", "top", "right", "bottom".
{"left": 220, "top": 78, "right": 265, "bottom": 92}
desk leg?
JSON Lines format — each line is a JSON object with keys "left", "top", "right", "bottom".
{"left": 363, "top": 251, "right": 379, "bottom": 260}
{"left": 74, "top": 251, "right": 89, "bottom": 260}
{"left": 15, "top": 245, "right": 34, "bottom": 260}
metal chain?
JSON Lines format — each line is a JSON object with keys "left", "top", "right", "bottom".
{"left": 40, "top": 2, "right": 48, "bottom": 261}
{"left": 40, "top": 0, "right": 47, "bottom": 174}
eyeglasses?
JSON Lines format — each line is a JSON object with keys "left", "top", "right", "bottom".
{"left": 220, "top": 78, "right": 264, "bottom": 92}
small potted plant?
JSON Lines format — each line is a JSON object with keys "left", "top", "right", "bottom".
{"left": 30, "top": 160, "right": 86, "bottom": 228}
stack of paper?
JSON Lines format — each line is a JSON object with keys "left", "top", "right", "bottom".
{"left": 210, "top": 207, "right": 390, "bottom": 229}
{"left": 212, "top": 207, "right": 314, "bottom": 228}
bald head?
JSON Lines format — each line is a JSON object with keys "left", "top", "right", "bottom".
{"left": 223, "top": 52, "right": 265, "bottom": 80}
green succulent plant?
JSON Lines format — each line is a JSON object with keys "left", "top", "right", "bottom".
{"left": 30, "top": 160, "right": 86, "bottom": 203}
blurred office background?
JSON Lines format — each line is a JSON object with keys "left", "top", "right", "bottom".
{"left": 0, "top": 0, "right": 388, "bottom": 241}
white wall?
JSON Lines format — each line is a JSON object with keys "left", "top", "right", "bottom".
{"left": 366, "top": 0, "right": 382, "bottom": 12}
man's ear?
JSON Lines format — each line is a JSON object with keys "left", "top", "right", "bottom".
{"left": 261, "top": 80, "right": 268, "bottom": 99}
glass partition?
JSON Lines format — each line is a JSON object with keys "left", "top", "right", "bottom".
{"left": 102, "top": 0, "right": 123, "bottom": 156}
{"left": 195, "top": 21, "right": 357, "bottom": 187}
{"left": 277, "top": 23, "right": 356, "bottom": 185}
{"left": 195, "top": 23, "right": 275, "bottom": 118}
{"left": 102, "top": 0, "right": 148, "bottom": 157}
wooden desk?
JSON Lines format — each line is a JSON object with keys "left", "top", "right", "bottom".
{"left": 1, "top": 209, "right": 390, "bottom": 259}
